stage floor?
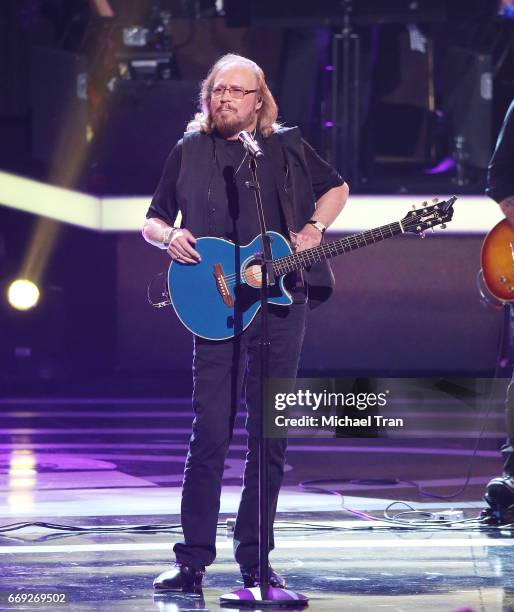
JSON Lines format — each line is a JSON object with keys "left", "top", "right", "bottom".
{"left": 0, "top": 397, "right": 513, "bottom": 611}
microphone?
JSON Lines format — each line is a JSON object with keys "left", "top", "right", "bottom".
{"left": 238, "top": 130, "right": 264, "bottom": 158}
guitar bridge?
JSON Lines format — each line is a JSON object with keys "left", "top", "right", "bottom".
{"left": 213, "top": 263, "right": 234, "bottom": 307}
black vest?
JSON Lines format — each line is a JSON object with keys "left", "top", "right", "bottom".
{"left": 176, "top": 127, "right": 335, "bottom": 308}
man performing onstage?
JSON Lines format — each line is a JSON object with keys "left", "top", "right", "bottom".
{"left": 142, "top": 54, "right": 349, "bottom": 592}
{"left": 484, "top": 98, "right": 514, "bottom": 516}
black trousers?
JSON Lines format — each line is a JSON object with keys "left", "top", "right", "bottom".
{"left": 173, "top": 302, "right": 307, "bottom": 568}
{"left": 502, "top": 380, "right": 514, "bottom": 476}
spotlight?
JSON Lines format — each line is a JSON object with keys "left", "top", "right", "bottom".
{"left": 7, "top": 279, "right": 40, "bottom": 311}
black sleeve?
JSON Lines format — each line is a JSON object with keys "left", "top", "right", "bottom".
{"left": 486, "top": 100, "right": 514, "bottom": 204}
{"left": 146, "top": 139, "right": 183, "bottom": 225}
{"left": 302, "top": 139, "right": 344, "bottom": 200}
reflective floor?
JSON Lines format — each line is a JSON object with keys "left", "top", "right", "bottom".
{"left": 0, "top": 397, "right": 513, "bottom": 611}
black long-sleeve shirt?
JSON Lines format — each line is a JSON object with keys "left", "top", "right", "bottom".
{"left": 486, "top": 99, "right": 514, "bottom": 204}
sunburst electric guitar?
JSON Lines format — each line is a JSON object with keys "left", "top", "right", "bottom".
{"left": 481, "top": 219, "right": 514, "bottom": 303}
{"left": 167, "top": 197, "right": 456, "bottom": 340}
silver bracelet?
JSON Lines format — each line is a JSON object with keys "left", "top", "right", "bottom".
{"left": 162, "top": 227, "right": 176, "bottom": 247}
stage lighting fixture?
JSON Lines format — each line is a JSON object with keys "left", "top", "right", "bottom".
{"left": 122, "top": 26, "right": 149, "bottom": 47}
{"left": 7, "top": 279, "right": 40, "bottom": 311}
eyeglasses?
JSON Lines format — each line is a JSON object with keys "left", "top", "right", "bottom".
{"left": 211, "top": 86, "right": 258, "bottom": 100}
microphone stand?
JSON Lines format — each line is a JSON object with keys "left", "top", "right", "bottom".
{"left": 220, "top": 142, "right": 308, "bottom": 609}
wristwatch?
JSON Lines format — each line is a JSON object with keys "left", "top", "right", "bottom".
{"left": 307, "top": 219, "right": 326, "bottom": 234}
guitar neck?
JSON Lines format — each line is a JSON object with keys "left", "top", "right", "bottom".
{"left": 273, "top": 221, "right": 404, "bottom": 275}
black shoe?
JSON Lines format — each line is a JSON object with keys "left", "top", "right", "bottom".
{"left": 153, "top": 563, "right": 205, "bottom": 594}
{"left": 484, "top": 475, "right": 514, "bottom": 512}
{"left": 240, "top": 564, "right": 286, "bottom": 589}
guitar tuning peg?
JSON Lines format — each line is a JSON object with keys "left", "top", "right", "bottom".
{"left": 412, "top": 205, "right": 417, "bottom": 210}
{"left": 422, "top": 201, "right": 428, "bottom": 207}
{"left": 440, "top": 223, "right": 446, "bottom": 230}
{"left": 432, "top": 197, "right": 439, "bottom": 203}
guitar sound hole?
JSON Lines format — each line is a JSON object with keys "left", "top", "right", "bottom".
{"left": 244, "top": 261, "right": 263, "bottom": 288}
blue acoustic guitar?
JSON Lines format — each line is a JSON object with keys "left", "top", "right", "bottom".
{"left": 167, "top": 197, "right": 455, "bottom": 340}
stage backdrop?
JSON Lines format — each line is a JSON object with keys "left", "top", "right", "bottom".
{"left": 116, "top": 233, "right": 505, "bottom": 376}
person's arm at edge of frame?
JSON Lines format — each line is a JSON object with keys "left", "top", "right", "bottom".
{"left": 498, "top": 196, "right": 514, "bottom": 228}
{"left": 487, "top": 100, "right": 514, "bottom": 228}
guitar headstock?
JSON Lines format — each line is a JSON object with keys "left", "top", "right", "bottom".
{"left": 401, "top": 196, "right": 456, "bottom": 235}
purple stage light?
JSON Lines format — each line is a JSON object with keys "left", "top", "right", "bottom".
{"left": 423, "top": 157, "right": 455, "bottom": 175}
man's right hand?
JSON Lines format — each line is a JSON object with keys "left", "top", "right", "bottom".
{"left": 168, "top": 228, "right": 201, "bottom": 264}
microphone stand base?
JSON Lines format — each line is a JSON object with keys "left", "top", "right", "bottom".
{"left": 220, "top": 586, "right": 308, "bottom": 607}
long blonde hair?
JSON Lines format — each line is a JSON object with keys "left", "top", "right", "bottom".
{"left": 186, "top": 54, "right": 280, "bottom": 137}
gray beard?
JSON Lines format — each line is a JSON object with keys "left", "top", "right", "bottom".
{"left": 213, "top": 110, "right": 257, "bottom": 139}
{"left": 213, "top": 117, "right": 244, "bottom": 139}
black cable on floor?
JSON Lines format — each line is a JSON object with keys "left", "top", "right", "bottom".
{"left": 297, "top": 478, "right": 499, "bottom": 529}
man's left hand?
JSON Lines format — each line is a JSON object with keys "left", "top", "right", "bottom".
{"left": 291, "top": 224, "right": 323, "bottom": 252}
